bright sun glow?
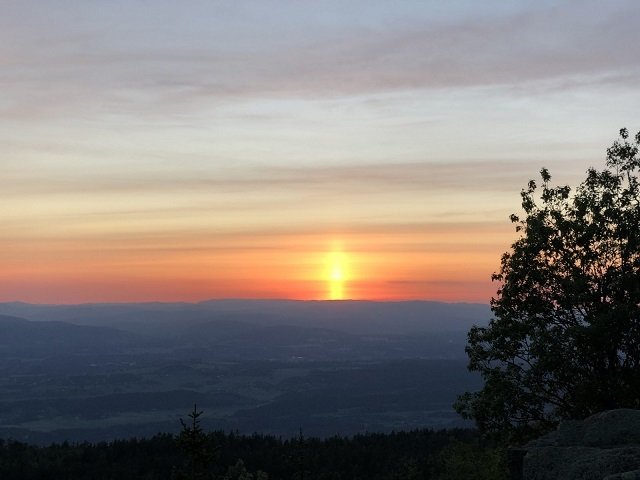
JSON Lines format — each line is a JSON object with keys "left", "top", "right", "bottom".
{"left": 326, "top": 250, "right": 348, "bottom": 300}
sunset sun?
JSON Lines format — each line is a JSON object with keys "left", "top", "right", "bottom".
{"left": 326, "top": 250, "right": 348, "bottom": 300}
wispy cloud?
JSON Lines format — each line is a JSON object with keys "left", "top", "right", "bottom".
{"left": 1, "top": 1, "right": 638, "bottom": 119}
{"left": 2, "top": 159, "right": 537, "bottom": 197}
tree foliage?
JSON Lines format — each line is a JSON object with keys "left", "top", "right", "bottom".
{"left": 222, "top": 459, "right": 268, "bottom": 480}
{"left": 0, "top": 428, "right": 481, "bottom": 480}
{"left": 432, "top": 440, "right": 507, "bottom": 480}
{"left": 456, "top": 128, "right": 640, "bottom": 442}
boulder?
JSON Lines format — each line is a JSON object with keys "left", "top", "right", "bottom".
{"left": 604, "top": 471, "right": 640, "bottom": 480}
{"left": 517, "top": 410, "right": 640, "bottom": 480}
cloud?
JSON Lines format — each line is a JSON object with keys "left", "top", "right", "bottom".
{"left": 1, "top": 159, "right": 535, "bottom": 198}
{"left": 1, "top": 1, "right": 638, "bottom": 119}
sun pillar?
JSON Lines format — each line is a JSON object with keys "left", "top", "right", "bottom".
{"left": 326, "top": 250, "right": 347, "bottom": 300}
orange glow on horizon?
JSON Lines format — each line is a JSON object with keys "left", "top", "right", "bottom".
{"left": 0, "top": 224, "right": 514, "bottom": 304}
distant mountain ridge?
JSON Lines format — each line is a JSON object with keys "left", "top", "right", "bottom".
{"left": 0, "top": 314, "right": 139, "bottom": 356}
{"left": 0, "top": 299, "right": 489, "bottom": 335}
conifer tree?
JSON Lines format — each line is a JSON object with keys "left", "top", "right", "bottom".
{"left": 173, "top": 404, "right": 214, "bottom": 480}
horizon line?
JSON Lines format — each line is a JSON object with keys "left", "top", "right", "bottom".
{"left": 0, "top": 297, "right": 490, "bottom": 307}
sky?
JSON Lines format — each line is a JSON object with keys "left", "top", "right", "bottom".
{"left": 1, "top": 1, "right": 639, "bottom": 303}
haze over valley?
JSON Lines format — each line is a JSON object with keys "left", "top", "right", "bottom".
{"left": 0, "top": 300, "right": 485, "bottom": 444}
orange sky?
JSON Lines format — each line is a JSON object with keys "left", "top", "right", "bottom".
{"left": 2, "top": 2, "right": 637, "bottom": 304}
{"left": 0, "top": 222, "right": 514, "bottom": 303}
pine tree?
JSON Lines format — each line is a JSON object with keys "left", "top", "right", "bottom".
{"left": 173, "top": 404, "right": 215, "bottom": 480}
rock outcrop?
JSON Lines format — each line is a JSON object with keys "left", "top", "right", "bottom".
{"left": 516, "top": 409, "right": 640, "bottom": 480}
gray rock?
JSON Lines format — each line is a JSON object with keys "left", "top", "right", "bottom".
{"left": 604, "top": 470, "right": 640, "bottom": 480}
{"left": 518, "top": 410, "right": 640, "bottom": 480}
{"left": 583, "top": 410, "right": 640, "bottom": 447}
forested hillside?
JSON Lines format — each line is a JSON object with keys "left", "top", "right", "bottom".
{"left": 0, "top": 427, "right": 504, "bottom": 480}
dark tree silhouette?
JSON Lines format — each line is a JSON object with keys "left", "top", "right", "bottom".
{"left": 456, "top": 128, "right": 640, "bottom": 442}
{"left": 0, "top": 428, "right": 481, "bottom": 480}
{"left": 174, "top": 404, "right": 215, "bottom": 480}
{"left": 292, "top": 428, "right": 309, "bottom": 480}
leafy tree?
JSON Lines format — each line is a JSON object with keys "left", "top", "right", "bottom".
{"left": 456, "top": 128, "right": 640, "bottom": 442}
